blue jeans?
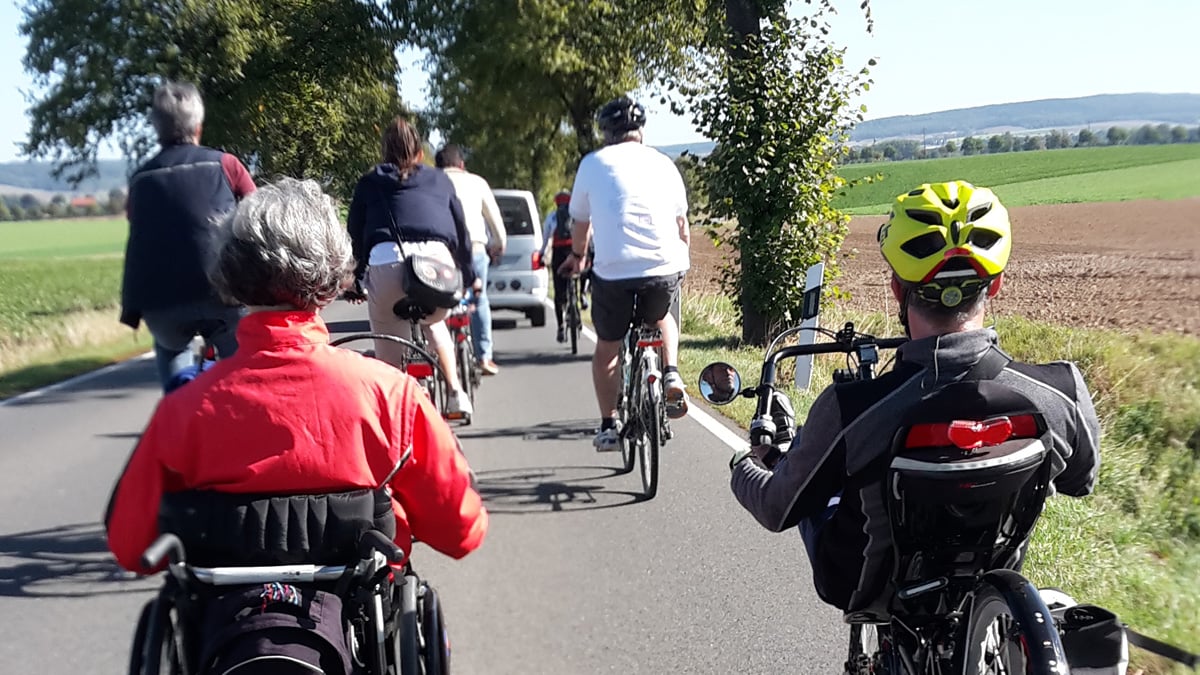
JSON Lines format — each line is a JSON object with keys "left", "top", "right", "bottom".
{"left": 470, "top": 247, "right": 493, "bottom": 361}
{"left": 798, "top": 493, "right": 841, "bottom": 568}
{"left": 141, "top": 299, "right": 243, "bottom": 391}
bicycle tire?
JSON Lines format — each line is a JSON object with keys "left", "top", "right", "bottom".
{"left": 617, "top": 337, "right": 637, "bottom": 474}
{"left": 963, "top": 571, "right": 1070, "bottom": 675}
{"left": 456, "top": 339, "right": 474, "bottom": 404}
{"left": 567, "top": 279, "right": 580, "bottom": 355}
{"left": 639, "top": 384, "right": 660, "bottom": 499}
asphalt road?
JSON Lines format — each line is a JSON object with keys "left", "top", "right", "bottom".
{"left": 0, "top": 301, "right": 846, "bottom": 674}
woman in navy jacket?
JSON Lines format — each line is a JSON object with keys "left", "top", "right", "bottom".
{"left": 347, "top": 117, "right": 477, "bottom": 417}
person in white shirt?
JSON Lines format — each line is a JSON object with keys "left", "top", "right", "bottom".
{"left": 559, "top": 96, "right": 691, "bottom": 452}
{"left": 436, "top": 144, "right": 506, "bottom": 375}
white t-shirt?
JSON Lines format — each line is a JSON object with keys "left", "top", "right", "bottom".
{"left": 569, "top": 142, "right": 689, "bottom": 280}
{"left": 443, "top": 167, "right": 505, "bottom": 249}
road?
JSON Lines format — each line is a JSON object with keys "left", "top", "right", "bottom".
{"left": 0, "top": 301, "right": 846, "bottom": 674}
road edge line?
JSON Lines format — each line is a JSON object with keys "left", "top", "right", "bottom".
{"left": 564, "top": 300, "right": 746, "bottom": 452}
{"left": 0, "top": 351, "right": 155, "bottom": 407}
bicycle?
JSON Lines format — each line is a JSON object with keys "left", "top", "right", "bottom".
{"left": 446, "top": 298, "right": 481, "bottom": 410}
{"left": 702, "top": 321, "right": 1076, "bottom": 674}
{"left": 614, "top": 300, "right": 673, "bottom": 499}
{"left": 563, "top": 273, "right": 583, "bottom": 355}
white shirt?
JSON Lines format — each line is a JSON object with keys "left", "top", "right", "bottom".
{"left": 569, "top": 142, "right": 689, "bottom": 280}
{"left": 443, "top": 167, "right": 506, "bottom": 250}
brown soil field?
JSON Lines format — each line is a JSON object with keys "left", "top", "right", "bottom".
{"left": 687, "top": 199, "right": 1200, "bottom": 335}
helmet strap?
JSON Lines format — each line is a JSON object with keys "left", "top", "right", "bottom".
{"left": 898, "top": 288, "right": 912, "bottom": 338}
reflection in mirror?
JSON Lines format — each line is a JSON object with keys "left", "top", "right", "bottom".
{"left": 698, "top": 361, "right": 742, "bottom": 405}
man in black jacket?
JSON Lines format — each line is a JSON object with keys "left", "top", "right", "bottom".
{"left": 122, "top": 81, "right": 256, "bottom": 391}
{"left": 730, "top": 181, "right": 1100, "bottom": 612}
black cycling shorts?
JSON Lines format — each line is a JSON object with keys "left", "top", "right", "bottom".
{"left": 591, "top": 272, "right": 684, "bottom": 342}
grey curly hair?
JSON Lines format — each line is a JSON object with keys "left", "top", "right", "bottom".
{"left": 208, "top": 178, "right": 353, "bottom": 309}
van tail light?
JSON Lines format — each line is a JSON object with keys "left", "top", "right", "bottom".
{"left": 531, "top": 251, "right": 544, "bottom": 270}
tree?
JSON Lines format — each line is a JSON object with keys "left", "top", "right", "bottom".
{"left": 10, "top": 205, "right": 26, "bottom": 221}
{"left": 0, "top": 199, "right": 11, "bottom": 221}
{"left": 682, "top": 1, "right": 873, "bottom": 343}
{"left": 882, "top": 145, "right": 897, "bottom": 160}
{"left": 674, "top": 153, "right": 707, "bottom": 218}
{"left": 1077, "top": 128, "right": 1095, "bottom": 146}
{"left": 1171, "top": 125, "right": 1189, "bottom": 143}
{"left": 107, "top": 188, "right": 127, "bottom": 215}
{"left": 987, "top": 133, "right": 1013, "bottom": 153}
{"left": 1045, "top": 129, "right": 1071, "bottom": 149}
{"left": 1107, "top": 126, "right": 1129, "bottom": 145}
{"left": 1022, "top": 135, "right": 1045, "bottom": 151}
{"left": 943, "top": 139, "right": 958, "bottom": 154}
{"left": 21, "top": 0, "right": 401, "bottom": 198}
{"left": 961, "top": 136, "right": 984, "bottom": 155}
{"left": 19, "top": 193, "right": 40, "bottom": 210}
{"left": 1131, "top": 124, "right": 1164, "bottom": 145}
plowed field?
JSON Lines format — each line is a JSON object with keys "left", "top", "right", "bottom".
{"left": 686, "top": 199, "right": 1200, "bottom": 335}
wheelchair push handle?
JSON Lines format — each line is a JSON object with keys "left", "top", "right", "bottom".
{"left": 359, "top": 529, "right": 405, "bottom": 564}
{"left": 140, "top": 533, "right": 185, "bottom": 569}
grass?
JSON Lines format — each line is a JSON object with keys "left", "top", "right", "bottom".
{"left": 677, "top": 292, "right": 1200, "bottom": 671}
{"left": 0, "top": 217, "right": 127, "bottom": 259}
{"left": 836, "top": 144, "right": 1200, "bottom": 214}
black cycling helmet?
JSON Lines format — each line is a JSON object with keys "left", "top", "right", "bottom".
{"left": 597, "top": 96, "right": 647, "bottom": 134}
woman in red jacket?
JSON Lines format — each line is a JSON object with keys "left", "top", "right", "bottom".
{"left": 105, "top": 177, "right": 487, "bottom": 573}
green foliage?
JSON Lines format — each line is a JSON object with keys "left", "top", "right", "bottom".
{"left": 20, "top": 0, "right": 401, "bottom": 199}
{"left": 678, "top": 3, "right": 872, "bottom": 343}
{"left": 836, "top": 144, "right": 1200, "bottom": 213}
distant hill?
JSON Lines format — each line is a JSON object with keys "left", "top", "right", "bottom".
{"left": 851, "top": 93, "right": 1200, "bottom": 142}
{"left": 0, "top": 159, "right": 131, "bottom": 196}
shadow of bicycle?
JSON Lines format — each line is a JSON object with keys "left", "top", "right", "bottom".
{"left": 0, "top": 522, "right": 151, "bottom": 597}
{"left": 475, "top": 465, "right": 644, "bottom": 515}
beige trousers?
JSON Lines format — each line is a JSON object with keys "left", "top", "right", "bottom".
{"left": 364, "top": 261, "right": 452, "bottom": 373}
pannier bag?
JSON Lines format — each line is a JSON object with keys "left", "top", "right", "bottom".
{"left": 1046, "top": 598, "right": 1129, "bottom": 675}
{"left": 199, "top": 583, "right": 354, "bottom": 675}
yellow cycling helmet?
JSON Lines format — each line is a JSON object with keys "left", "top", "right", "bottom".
{"left": 878, "top": 180, "right": 1012, "bottom": 308}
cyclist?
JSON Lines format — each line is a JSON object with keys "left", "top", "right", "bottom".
{"left": 347, "top": 117, "right": 478, "bottom": 417}
{"left": 541, "top": 189, "right": 580, "bottom": 343}
{"left": 436, "top": 144, "right": 506, "bottom": 376}
{"left": 559, "top": 96, "right": 691, "bottom": 451}
{"left": 121, "top": 81, "right": 255, "bottom": 392}
{"left": 106, "top": 178, "right": 487, "bottom": 573}
{"left": 729, "top": 181, "right": 1100, "bottom": 612}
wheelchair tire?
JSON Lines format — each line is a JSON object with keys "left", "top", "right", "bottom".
{"left": 128, "top": 600, "right": 154, "bottom": 674}
{"left": 396, "top": 575, "right": 422, "bottom": 674}
{"left": 420, "top": 582, "right": 450, "bottom": 675}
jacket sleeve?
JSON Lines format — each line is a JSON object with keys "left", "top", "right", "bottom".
{"left": 448, "top": 194, "right": 477, "bottom": 287}
{"left": 388, "top": 379, "right": 487, "bottom": 559}
{"left": 479, "top": 177, "right": 506, "bottom": 251}
{"left": 730, "top": 387, "right": 846, "bottom": 532}
{"left": 104, "top": 405, "right": 184, "bottom": 573}
{"left": 347, "top": 180, "right": 368, "bottom": 281}
{"left": 1052, "top": 363, "right": 1101, "bottom": 497}
{"left": 220, "top": 153, "right": 257, "bottom": 200}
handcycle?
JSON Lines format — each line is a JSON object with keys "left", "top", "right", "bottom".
{"left": 126, "top": 486, "right": 450, "bottom": 675}
{"left": 614, "top": 298, "right": 674, "bottom": 500}
{"left": 703, "top": 319, "right": 1200, "bottom": 674}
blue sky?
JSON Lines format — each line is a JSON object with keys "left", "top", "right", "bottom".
{"left": 3, "top": 0, "right": 1199, "bottom": 163}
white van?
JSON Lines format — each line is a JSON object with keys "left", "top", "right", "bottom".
{"left": 489, "top": 189, "right": 549, "bottom": 326}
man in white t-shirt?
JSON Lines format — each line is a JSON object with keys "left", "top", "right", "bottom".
{"left": 559, "top": 96, "right": 691, "bottom": 452}
{"left": 437, "top": 144, "right": 506, "bottom": 375}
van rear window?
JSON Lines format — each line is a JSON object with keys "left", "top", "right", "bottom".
{"left": 496, "top": 196, "right": 535, "bottom": 236}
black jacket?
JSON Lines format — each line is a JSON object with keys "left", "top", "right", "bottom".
{"left": 347, "top": 164, "right": 475, "bottom": 286}
{"left": 121, "top": 144, "right": 240, "bottom": 322}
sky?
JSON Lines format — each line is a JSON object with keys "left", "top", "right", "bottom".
{"left": 2, "top": 0, "right": 1199, "bottom": 162}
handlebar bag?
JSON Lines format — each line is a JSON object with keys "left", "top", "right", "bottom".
{"left": 199, "top": 583, "right": 353, "bottom": 675}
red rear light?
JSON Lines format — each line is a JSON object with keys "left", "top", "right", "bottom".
{"left": 406, "top": 363, "right": 434, "bottom": 379}
{"left": 446, "top": 313, "right": 470, "bottom": 329}
{"left": 531, "top": 251, "right": 543, "bottom": 270}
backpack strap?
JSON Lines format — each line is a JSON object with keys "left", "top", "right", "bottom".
{"left": 962, "top": 347, "right": 1012, "bottom": 382}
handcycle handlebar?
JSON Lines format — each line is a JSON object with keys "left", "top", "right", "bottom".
{"left": 141, "top": 533, "right": 185, "bottom": 570}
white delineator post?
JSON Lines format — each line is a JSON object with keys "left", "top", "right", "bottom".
{"left": 794, "top": 262, "right": 825, "bottom": 390}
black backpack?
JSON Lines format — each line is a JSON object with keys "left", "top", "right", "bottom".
{"left": 553, "top": 205, "right": 572, "bottom": 243}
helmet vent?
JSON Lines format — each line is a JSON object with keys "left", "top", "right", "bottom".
{"left": 905, "top": 209, "right": 943, "bottom": 227}
{"left": 967, "top": 203, "right": 993, "bottom": 222}
{"left": 907, "top": 189, "right": 924, "bottom": 197}
{"left": 900, "top": 231, "right": 947, "bottom": 259}
{"left": 968, "top": 229, "right": 1001, "bottom": 249}
{"left": 940, "top": 198, "right": 960, "bottom": 209}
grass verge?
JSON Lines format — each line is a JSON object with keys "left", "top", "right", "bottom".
{"left": 677, "top": 292, "right": 1199, "bottom": 671}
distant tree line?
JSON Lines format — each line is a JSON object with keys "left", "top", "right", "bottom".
{"left": 0, "top": 187, "right": 126, "bottom": 222}
{"left": 845, "top": 123, "right": 1200, "bottom": 163}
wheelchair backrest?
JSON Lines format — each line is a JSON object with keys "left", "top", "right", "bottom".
{"left": 158, "top": 488, "right": 395, "bottom": 567}
{"left": 886, "top": 380, "right": 1052, "bottom": 588}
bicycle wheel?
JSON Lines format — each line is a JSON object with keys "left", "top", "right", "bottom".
{"left": 638, "top": 382, "right": 661, "bottom": 499}
{"left": 844, "top": 624, "right": 883, "bottom": 675}
{"left": 567, "top": 280, "right": 580, "bottom": 355}
{"left": 963, "top": 572, "right": 1070, "bottom": 675}
{"left": 617, "top": 338, "right": 636, "bottom": 474}
{"left": 456, "top": 338, "right": 474, "bottom": 404}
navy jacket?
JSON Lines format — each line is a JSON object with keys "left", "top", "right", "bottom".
{"left": 347, "top": 164, "right": 475, "bottom": 286}
{"left": 121, "top": 144, "right": 252, "bottom": 325}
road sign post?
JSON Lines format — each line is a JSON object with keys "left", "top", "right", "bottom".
{"left": 794, "top": 262, "right": 825, "bottom": 390}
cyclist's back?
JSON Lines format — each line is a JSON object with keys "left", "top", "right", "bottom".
{"left": 730, "top": 180, "right": 1099, "bottom": 613}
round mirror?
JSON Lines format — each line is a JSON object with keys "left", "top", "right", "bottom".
{"left": 698, "top": 362, "right": 742, "bottom": 405}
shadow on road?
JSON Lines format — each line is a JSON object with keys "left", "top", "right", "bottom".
{"left": 0, "top": 522, "right": 146, "bottom": 597}
{"left": 457, "top": 418, "right": 596, "bottom": 442}
{"left": 475, "top": 465, "right": 644, "bottom": 515}
{"left": 2, "top": 357, "right": 156, "bottom": 407}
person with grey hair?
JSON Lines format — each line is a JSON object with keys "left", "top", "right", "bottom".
{"left": 121, "top": 80, "right": 257, "bottom": 392}
{"left": 105, "top": 177, "right": 489, "bottom": 575}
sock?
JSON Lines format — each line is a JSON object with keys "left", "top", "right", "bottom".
{"left": 664, "top": 365, "right": 679, "bottom": 375}
{"left": 600, "top": 417, "right": 616, "bottom": 431}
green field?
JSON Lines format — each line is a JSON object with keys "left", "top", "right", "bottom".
{"left": 0, "top": 217, "right": 127, "bottom": 259}
{"left": 836, "top": 144, "right": 1200, "bottom": 214}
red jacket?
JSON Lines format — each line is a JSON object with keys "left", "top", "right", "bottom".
{"left": 105, "top": 310, "right": 487, "bottom": 573}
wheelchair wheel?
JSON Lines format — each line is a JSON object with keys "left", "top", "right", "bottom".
{"left": 419, "top": 581, "right": 450, "bottom": 675}
{"left": 394, "top": 575, "right": 422, "bottom": 675}
{"left": 130, "top": 593, "right": 188, "bottom": 675}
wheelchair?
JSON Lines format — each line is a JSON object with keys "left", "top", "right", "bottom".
{"left": 126, "top": 488, "right": 450, "bottom": 675}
